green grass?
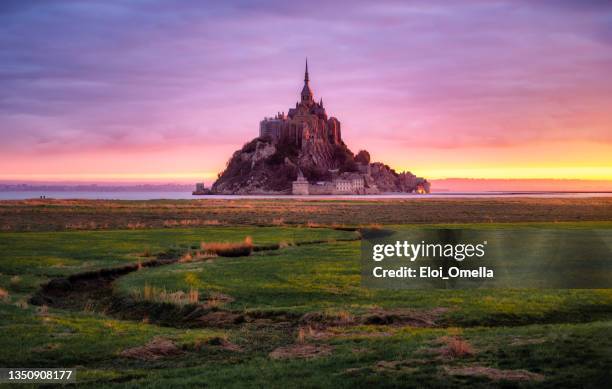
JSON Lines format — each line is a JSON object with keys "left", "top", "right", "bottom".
{"left": 3, "top": 302, "right": 609, "bottom": 388}
{"left": 0, "top": 304, "right": 225, "bottom": 368}
{"left": 0, "top": 226, "right": 357, "bottom": 295}
{"left": 1, "top": 221, "right": 611, "bottom": 387}
{"left": 3, "top": 198, "right": 612, "bottom": 231}
{"left": 68, "top": 321, "right": 610, "bottom": 388}
{"left": 116, "top": 240, "right": 612, "bottom": 326}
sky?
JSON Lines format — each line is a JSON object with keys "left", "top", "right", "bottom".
{"left": 1, "top": 0, "right": 612, "bottom": 187}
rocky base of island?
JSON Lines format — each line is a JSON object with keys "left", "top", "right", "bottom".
{"left": 210, "top": 137, "right": 429, "bottom": 195}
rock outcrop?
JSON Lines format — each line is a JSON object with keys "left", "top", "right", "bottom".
{"left": 211, "top": 137, "right": 429, "bottom": 194}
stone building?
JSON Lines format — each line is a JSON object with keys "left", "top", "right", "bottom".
{"left": 333, "top": 174, "right": 365, "bottom": 194}
{"left": 292, "top": 172, "right": 366, "bottom": 195}
{"left": 260, "top": 59, "right": 342, "bottom": 148}
{"left": 192, "top": 182, "right": 211, "bottom": 195}
{"left": 292, "top": 170, "right": 310, "bottom": 195}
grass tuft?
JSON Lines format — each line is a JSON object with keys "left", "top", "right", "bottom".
{"left": 200, "top": 236, "right": 254, "bottom": 257}
{"left": 441, "top": 336, "right": 475, "bottom": 358}
{"left": 0, "top": 287, "right": 9, "bottom": 301}
{"left": 133, "top": 284, "right": 200, "bottom": 306}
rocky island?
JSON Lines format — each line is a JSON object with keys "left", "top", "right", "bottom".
{"left": 210, "top": 60, "right": 430, "bottom": 195}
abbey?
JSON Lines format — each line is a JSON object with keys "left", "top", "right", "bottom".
{"left": 259, "top": 60, "right": 342, "bottom": 148}
{"left": 210, "top": 59, "right": 430, "bottom": 195}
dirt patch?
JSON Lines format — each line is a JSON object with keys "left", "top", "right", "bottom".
{"left": 444, "top": 365, "right": 545, "bottom": 382}
{"left": 197, "top": 311, "right": 245, "bottom": 327}
{"left": 509, "top": 337, "right": 547, "bottom": 346}
{"left": 298, "top": 325, "right": 393, "bottom": 341}
{"left": 299, "top": 311, "right": 355, "bottom": 328}
{"left": 245, "top": 310, "right": 299, "bottom": 325}
{"left": 374, "top": 360, "right": 420, "bottom": 374}
{"left": 297, "top": 325, "right": 329, "bottom": 341}
{"left": 343, "top": 359, "right": 429, "bottom": 376}
{"left": 298, "top": 307, "right": 447, "bottom": 333}
{"left": 361, "top": 307, "right": 449, "bottom": 327}
{"left": 205, "top": 292, "right": 235, "bottom": 308}
{"left": 295, "top": 307, "right": 449, "bottom": 341}
{"left": 120, "top": 337, "right": 183, "bottom": 361}
{"left": 205, "top": 336, "right": 243, "bottom": 352}
{"left": 269, "top": 344, "right": 332, "bottom": 360}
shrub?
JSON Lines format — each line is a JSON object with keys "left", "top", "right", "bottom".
{"left": 355, "top": 149, "right": 371, "bottom": 164}
{"left": 302, "top": 166, "right": 331, "bottom": 182}
{"left": 266, "top": 139, "right": 299, "bottom": 166}
{"left": 266, "top": 164, "right": 297, "bottom": 191}
{"left": 333, "top": 144, "right": 358, "bottom": 172}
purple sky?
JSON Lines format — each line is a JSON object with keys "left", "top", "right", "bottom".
{"left": 1, "top": 0, "right": 612, "bottom": 183}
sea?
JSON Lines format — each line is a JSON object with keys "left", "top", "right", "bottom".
{"left": 1, "top": 191, "right": 611, "bottom": 200}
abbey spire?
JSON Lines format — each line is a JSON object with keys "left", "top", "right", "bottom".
{"left": 301, "top": 58, "right": 314, "bottom": 103}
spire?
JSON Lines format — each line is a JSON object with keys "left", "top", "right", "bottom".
{"left": 300, "top": 58, "right": 314, "bottom": 103}
{"left": 319, "top": 97, "right": 323, "bottom": 107}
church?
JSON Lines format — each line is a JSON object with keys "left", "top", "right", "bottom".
{"left": 259, "top": 60, "right": 342, "bottom": 148}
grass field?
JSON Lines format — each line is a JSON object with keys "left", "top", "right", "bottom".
{"left": 2, "top": 198, "right": 612, "bottom": 231}
{"left": 0, "top": 199, "right": 611, "bottom": 387}
{"left": 0, "top": 226, "right": 355, "bottom": 296}
{"left": 115, "top": 240, "right": 612, "bottom": 324}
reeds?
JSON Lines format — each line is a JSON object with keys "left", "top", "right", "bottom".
{"left": 200, "top": 236, "right": 254, "bottom": 257}
{"left": 133, "top": 283, "right": 200, "bottom": 306}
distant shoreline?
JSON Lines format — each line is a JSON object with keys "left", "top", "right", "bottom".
{"left": 2, "top": 190, "right": 612, "bottom": 201}
{"left": 0, "top": 184, "right": 194, "bottom": 192}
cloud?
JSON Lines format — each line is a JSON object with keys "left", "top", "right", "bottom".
{"left": 0, "top": 0, "right": 611, "bottom": 172}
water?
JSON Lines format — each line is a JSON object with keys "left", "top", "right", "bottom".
{"left": 0, "top": 191, "right": 195, "bottom": 200}
{"left": 1, "top": 191, "right": 611, "bottom": 200}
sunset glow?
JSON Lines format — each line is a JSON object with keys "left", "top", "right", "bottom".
{"left": 1, "top": 1, "right": 611, "bottom": 189}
